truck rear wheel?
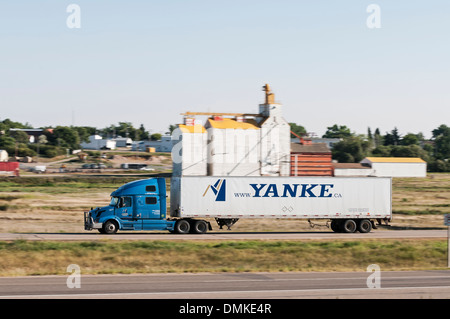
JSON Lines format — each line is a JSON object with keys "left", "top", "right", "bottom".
{"left": 342, "top": 219, "right": 357, "bottom": 233}
{"left": 174, "top": 219, "right": 190, "bottom": 234}
{"left": 357, "top": 219, "right": 372, "bottom": 233}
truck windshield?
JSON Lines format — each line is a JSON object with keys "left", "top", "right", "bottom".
{"left": 110, "top": 197, "right": 119, "bottom": 206}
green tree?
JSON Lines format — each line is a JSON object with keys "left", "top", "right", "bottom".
{"left": 390, "top": 145, "right": 428, "bottom": 160}
{"left": 401, "top": 133, "right": 419, "bottom": 146}
{"left": 332, "top": 136, "right": 370, "bottom": 163}
{"left": 137, "top": 124, "right": 149, "bottom": 141}
{"left": 367, "top": 127, "right": 376, "bottom": 150}
{"left": 0, "top": 118, "right": 32, "bottom": 131}
{"left": 101, "top": 122, "right": 137, "bottom": 139}
{"left": 167, "top": 124, "right": 178, "bottom": 135}
{"left": 289, "top": 123, "right": 307, "bottom": 139}
{"left": 367, "top": 127, "right": 373, "bottom": 140}
{"left": 384, "top": 127, "right": 401, "bottom": 146}
{"left": 150, "top": 133, "right": 162, "bottom": 141}
{"left": 9, "top": 130, "right": 29, "bottom": 144}
{"left": 429, "top": 159, "right": 449, "bottom": 172}
{"left": 15, "top": 143, "right": 36, "bottom": 157}
{"left": 322, "top": 124, "right": 352, "bottom": 138}
{"left": 374, "top": 128, "right": 382, "bottom": 148}
{"left": 0, "top": 136, "right": 16, "bottom": 155}
{"left": 432, "top": 124, "right": 450, "bottom": 161}
{"left": 117, "top": 122, "right": 136, "bottom": 139}
{"left": 371, "top": 145, "right": 392, "bottom": 157}
{"left": 46, "top": 126, "right": 80, "bottom": 150}
{"left": 72, "top": 126, "right": 96, "bottom": 144}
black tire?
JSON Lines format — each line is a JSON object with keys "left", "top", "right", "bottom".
{"left": 191, "top": 220, "right": 208, "bottom": 234}
{"left": 175, "top": 219, "right": 190, "bottom": 234}
{"left": 103, "top": 220, "right": 118, "bottom": 234}
{"left": 357, "top": 219, "right": 372, "bottom": 233}
{"left": 330, "top": 220, "right": 341, "bottom": 233}
{"left": 342, "top": 219, "right": 357, "bottom": 233}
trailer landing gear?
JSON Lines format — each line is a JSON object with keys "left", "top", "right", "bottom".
{"left": 215, "top": 218, "right": 239, "bottom": 230}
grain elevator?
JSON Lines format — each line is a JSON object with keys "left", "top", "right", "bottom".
{"left": 172, "top": 84, "right": 291, "bottom": 177}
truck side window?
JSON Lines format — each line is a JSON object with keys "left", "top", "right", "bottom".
{"left": 146, "top": 197, "right": 157, "bottom": 205}
{"left": 146, "top": 185, "right": 156, "bottom": 192}
{"left": 121, "top": 196, "right": 132, "bottom": 207}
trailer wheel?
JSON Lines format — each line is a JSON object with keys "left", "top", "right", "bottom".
{"left": 330, "top": 220, "right": 341, "bottom": 232}
{"left": 103, "top": 220, "right": 118, "bottom": 234}
{"left": 175, "top": 219, "right": 190, "bottom": 234}
{"left": 357, "top": 219, "right": 372, "bottom": 233}
{"left": 191, "top": 220, "right": 208, "bottom": 234}
{"left": 342, "top": 219, "right": 357, "bottom": 233}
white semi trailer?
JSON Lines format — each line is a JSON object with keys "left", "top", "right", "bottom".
{"left": 170, "top": 176, "right": 392, "bottom": 233}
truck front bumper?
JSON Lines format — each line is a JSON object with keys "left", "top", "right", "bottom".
{"left": 84, "top": 212, "right": 103, "bottom": 230}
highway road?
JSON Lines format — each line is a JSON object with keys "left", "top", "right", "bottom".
{"left": 0, "top": 229, "right": 446, "bottom": 241}
{"left": 0, "top": 270, "right": 449, "bottom": 299}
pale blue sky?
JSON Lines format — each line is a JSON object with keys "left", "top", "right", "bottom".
{"left": 0, "top": 1, "right": 448, "bottom": 138}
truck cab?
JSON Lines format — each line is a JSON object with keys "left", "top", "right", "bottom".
{"left": 84, "top": 178, "right": 176, "bottom": 234}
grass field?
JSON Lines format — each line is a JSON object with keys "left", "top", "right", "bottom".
{"left": 0, "top": 239, "right": 447, "bottom": 276}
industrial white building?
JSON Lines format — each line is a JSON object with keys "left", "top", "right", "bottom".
{"left": 133, "top": 135, "right": 174, "bottom": 152}
{"left": 0, "top": 150, "right": 8, "bottom": 162}
{"left": 257, "top": 100, "right": 291, "bottom": 176}
{"left": 359, "top": 157, "right": 427, "bottom": 177}
{"left": 172, "top": 124, "right": 208, "bottom": 176}
{"left": 112, "top": 137, "right": 133, "bottom": 148}
{"left": 172, "top": 84, "right": 291, "bottom": 177}
{"left": 80, "top": 135, "right": 116, "bottom": 150}
{"left": 205, "top": 118, "right": 261, "bottom": 176}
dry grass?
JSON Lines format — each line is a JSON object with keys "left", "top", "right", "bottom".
{"left": 0, "top": 239, "right": 446, "bottom": 276}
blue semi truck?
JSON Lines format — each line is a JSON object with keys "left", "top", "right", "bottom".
{"left": 84, "top": 177, "right": 211, "bottom": 234}
{"left": 84, "top": 176, "right": 392, "bottom": 234}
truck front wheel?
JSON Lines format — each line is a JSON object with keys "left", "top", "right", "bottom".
{"left": 174, "top": 219, "right": 190, "bottom": 234}
{"left": 103, "top": 220, "right": 118, "bottom": 234}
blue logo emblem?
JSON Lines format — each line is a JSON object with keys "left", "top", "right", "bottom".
{"left": 203, "top": 179, "right": 226, "bottom": 201}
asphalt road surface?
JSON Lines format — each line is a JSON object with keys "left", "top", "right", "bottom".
{"left": 0, "top": 229, "right": 446, "bottom": 241}
{"left": 0, "top": 270, "right": 449, "bottom": 299}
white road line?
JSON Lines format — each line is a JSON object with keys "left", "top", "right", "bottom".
{"left": 200, "top": 275, "right": 450, "bottom": 283}
{"left": 0, "top": 275, "right": 448, "bottom": 285}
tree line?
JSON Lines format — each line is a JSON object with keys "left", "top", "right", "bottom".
{"left": 0, "top": 119, "right": 166, "bottom": 158}
{"left": 1, "top": 118, "right": 448, "bottom": 172}
{"left": 290, "top": 123, "right": 450, "bottom": 172}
